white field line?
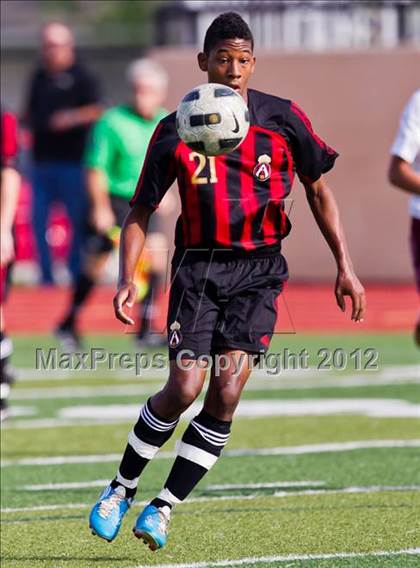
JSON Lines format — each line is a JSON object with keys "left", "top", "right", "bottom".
{"left": 273, "top": 485, "right": 420, "bottom": 497}
{"left": 10, "top": 384, "right": 158, "bottom": 400}
{"left": 3, "top": 486, "right": 420, "bottom": 515}
{"left": 136, "top": 549, "right": 420, "bottom": 568}
{"left": 13, "top": 362, "right": 420, "bottom": 393}
{"left": 4, "top": 398, "right": 420, "bottom": 430}
{"left": 23, "top": 479, "right": 111, "bottom": 491}
{"left": 22, "top": 480, "right": 326, "bottom": 492}
{"left": 2, "top": 418, "right": 129, "bottom": 429}
{"left": 10, "top": 374, "right": 420, "bottom": 401}
{"left": 16, "top": 362, "right": 420, "bottom": 378}
{"left": 3, "top": 398, "right": 420, "bottom": 430}
{"left": 3, "top": 439, "right": 420, "bottom": 468}
{"left": 205, "top": 481, "right": 325, "bottom": 491}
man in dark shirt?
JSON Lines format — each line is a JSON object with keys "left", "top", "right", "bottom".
{"left": 89, "top": 13, "right": 366, "bottom": 550}
{"left": 24, "top": 22, "right": 102, "bottom": 284}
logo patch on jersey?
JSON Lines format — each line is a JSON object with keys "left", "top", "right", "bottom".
{"left": 169, "top": 320, "right": 182, "bottom": 348}
{"left": 253, "top": 154, "right": 272, "bottom": 181}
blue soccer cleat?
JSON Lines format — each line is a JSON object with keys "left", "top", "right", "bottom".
{"left": 133, "top": 504, "right": 171, "bottom": 551}
{"left": 89, "top": 485, "right": 132, "bottom": 542}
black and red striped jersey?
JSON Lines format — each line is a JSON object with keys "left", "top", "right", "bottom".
{"left": 130, "top": 88, "right": 338, "bottom": 254}
{"left": 1, "top": 107, "right": 18, "bottom": 170}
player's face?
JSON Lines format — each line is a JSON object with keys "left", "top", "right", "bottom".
{"left": 198, "top": 39, "right": 256, "bottom": 99}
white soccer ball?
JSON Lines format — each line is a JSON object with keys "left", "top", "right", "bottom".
{"left": 176, "top": 83, "right": 250, "bottom": 156}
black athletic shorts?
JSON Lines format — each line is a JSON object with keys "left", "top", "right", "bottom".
{"left": 84, "top": 195, "right": 130, "bottom": 255}
{"left": 167, "top": 247, "right": 288, "bottom": 360}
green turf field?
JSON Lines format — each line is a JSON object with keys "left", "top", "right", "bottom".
{"left": 1, "top": 333, "right": 419, "bottom": 567}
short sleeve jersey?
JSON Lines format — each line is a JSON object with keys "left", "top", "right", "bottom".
{"left": 390, "top": 89, "right": 420, "bottom": 219}
{"left": 1, "top": 107, "right": 18, "bottom": 170}
{"left": 84, "top": 105, "right": 167, "bottom": 200}
{"left": 130, "top": 88, "right": 338, "bottom": 253}
{"left": 26, "top": 63, "right": 101, "bottom": 162}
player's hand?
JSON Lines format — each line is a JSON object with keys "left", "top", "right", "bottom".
{"left": 335, "top": 270, "right": 366, "bottom": 323}
{"left": 0, "top": 230, "right": 15, "bottom": 266}
{"left": 90, "top": 206, "right": 116, "bottom": 235}
{"left": 113, "top": 282, "right": 137, "bottom": 325}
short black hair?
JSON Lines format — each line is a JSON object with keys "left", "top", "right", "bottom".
{"left": 203, "top": 12, "right": 254, "bottom": 55}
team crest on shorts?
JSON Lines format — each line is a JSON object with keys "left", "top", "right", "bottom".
{"left": 253, "top": 154, "right": 272, "bottom": 181}
{"left": 169, "top": 320, "right": 182, "bottom": 348}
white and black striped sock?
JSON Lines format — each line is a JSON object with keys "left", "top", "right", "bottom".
{"left": 112, "top": 398, "right": 179, "bottom": 497}
{"left": 153, "top": 410, "right": 231, "bottom": 506}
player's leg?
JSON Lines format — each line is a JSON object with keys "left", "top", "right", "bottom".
{"left": 0, "top": 307, "right": 15, "bottom": 421}
{"left": 136, "top": 232, "right": 168, "bottom": 347}
{"left": 410, "top": 217, "right": 420, "bottom": 346}
{"left": 56, "top": 195, "right": 128, "bottom": 350}
{"left": 133, "top": 350, "right": 252, "bottom": 550}
{"left": 32, "top": 163, "right": 54, "bottom": 284}
{"left": 0, "top": 255, "right": 15, "bottom": 420}
{"left": 89, "top": 253, "right": 219, "bottom": 542}
{"left": 55, "top": 247, "right": 110, "bottom": 351}
{"left": 89, "top": 359, "right": 208, "bottom": 542}
{"left": 134, "top": 253, "right": 285, "bottom": 549}
{"left": 58, "top": 163, "right": 87, "bottom": 282}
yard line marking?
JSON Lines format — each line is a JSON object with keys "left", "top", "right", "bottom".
{"left": 21, "top": 480, "right": 326, "bottom": 492}
{"left": 10, "top": 384, "right": 159, "bottom": 400}
{"left": 1, "top": 503, "right": 89, "bottom": 513}
{"left": 14, "top": 362, "right": 420, "bottom": 386}
{"left": 135, "top": 548, "right": 420, "bottom": 568}
{"left": 3, "top": 439, "right": 420, "bottom": 467}
{"left": 225, "top": 439, "right": 420, "bottom": 457}
{"left": 273, "top": 485, "right": 420, "bottom": 497}
{"left": 4, "top": 398, "right": 420, "bottom": 429}
{"left": 23, "top": 479, "right": 111, "bottom": 491}
{"left": 4, "top": 406, "right": 37, "bottom": 417}
{"left": 53, "top": 398, "right": 420, "bottom": 420}
{"left": 205, "top": 481, "right": 325, "bottom": 490}
{"left": 3, "top": 486, "right": 420, "bottom": 514}
{"left": 10, "top": 374, "right": 420, "bottom": 400}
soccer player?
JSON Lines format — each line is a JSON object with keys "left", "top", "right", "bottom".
{"left": 89, "top": 12, "right": 366, "bottom": 549}
{"left": 55, "top": 59, "right": 169, "bottom": 350}
{"left": 1, "top": 107, "right": 20, "bottom": 420}
{"left": 388, "top": 89, "right": 420, "bottom": 347}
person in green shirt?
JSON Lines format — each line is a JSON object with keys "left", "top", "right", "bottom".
{"left": 55, "top": 59, "right": 169, "bottom": 350}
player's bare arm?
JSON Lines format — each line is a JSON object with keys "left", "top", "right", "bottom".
{"left": 388, "top": 156, "right": 420, "bottom": 195}
{"left": 304, "top": 176, "right": 366, "bottom": 322}
{"left": 114, "top": 203, "right": 152, "bottom": 324}
{"left": 1, "top": 167, "right": 20, "bottom": 266}
{"left": 86, "top": 168, "right": 116, "bottom": 234}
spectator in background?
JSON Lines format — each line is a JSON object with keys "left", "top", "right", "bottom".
{"left": 389, "top": 89, "right": 420, "bottom": 347}
{"left": 55, "top": 59, "right": 171, "bottom": 351}
{"left": 1, "top": 106, "right": 20, "bottom": 420}
{"left": 24, "top": 21, "right": 103, "bottom": 284}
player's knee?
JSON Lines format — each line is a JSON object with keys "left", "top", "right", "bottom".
{"left": 164, "top": 382, "right": 202, "bottom": 413}
{"left": 215, "top": 386, "right": 241, "bottom": 416}
{"left": 178, "top": 383, "right": 202, "bottom": 409}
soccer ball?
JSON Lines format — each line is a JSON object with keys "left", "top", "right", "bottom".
{"left": 176, "top": 83, "right": 250, "bottom": 156}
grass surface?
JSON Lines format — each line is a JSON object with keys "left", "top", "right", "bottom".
{"left": 1, "top": 333, "right": 419, "bottom": 567}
